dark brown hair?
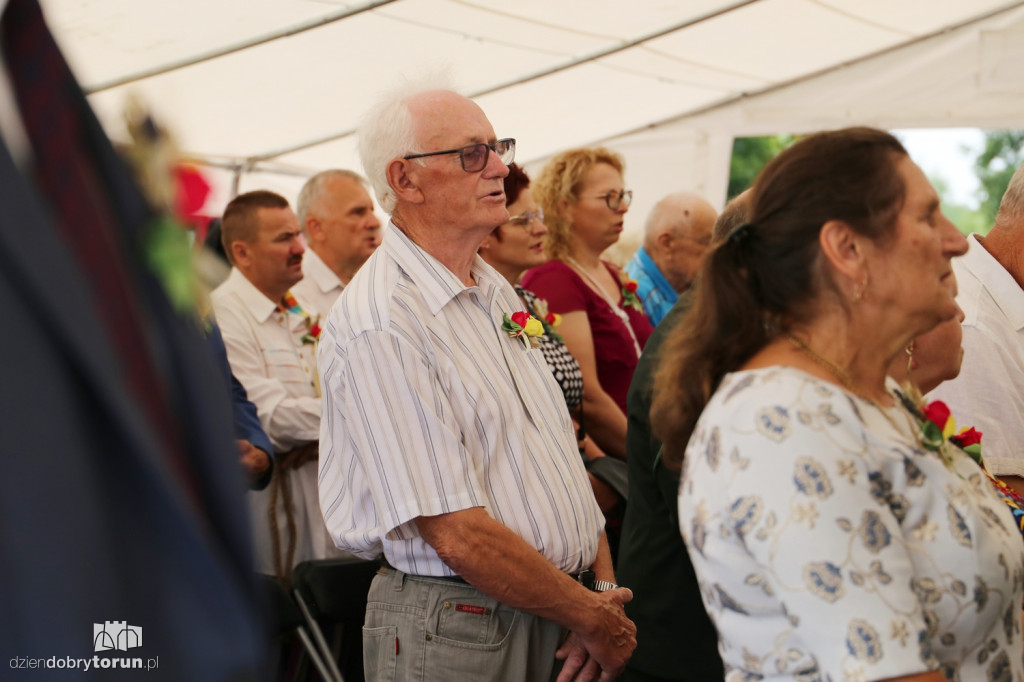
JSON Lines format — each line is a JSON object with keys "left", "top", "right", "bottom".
{"left": 650, "top": 127, "right": 907, "bottom": 467}
{"left": 504, "top": 163, "right": 530, "bottom": 207}
{"left": 220, "top": 190, "right": 290, "bottom": 264}
{"left": 491, "top": 164, "right": 531, "bottom": 243}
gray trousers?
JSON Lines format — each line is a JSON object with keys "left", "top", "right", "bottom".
{"left": 363, "top": 567, "right": 568, "bottom": 681}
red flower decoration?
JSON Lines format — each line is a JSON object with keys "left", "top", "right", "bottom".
{"left": 921, "top": 400, "right": 951, "bottom": 429}
{"left": 951, "top": 426, "right": 982, "bottom": 448}
{"left": 309, "top": 323, "right": 322, "bottom": 340}
{"left": 510, "top": 311, "right": 531, "bottom": 328}
{"left": 545, "top": 313, "right": 557, "bottom": 325}
{"left": 625, "top": 281, "right": 638, "bottom": 293}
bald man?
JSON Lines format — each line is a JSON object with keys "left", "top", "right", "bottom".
{"left": 625, "top": 192, "right": 717, "bottom": 325}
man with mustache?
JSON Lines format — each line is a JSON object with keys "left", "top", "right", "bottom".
{"left": 213, "top": 190, "right": 345, "bottom": 578}
{"left": 318, "top": 84, "right": 636, "bottom": 682}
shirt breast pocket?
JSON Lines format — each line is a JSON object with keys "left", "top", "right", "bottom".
{"left": 263, "top": 347, "right": 316, "bottom": 396}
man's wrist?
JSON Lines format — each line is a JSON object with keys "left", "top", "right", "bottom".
{"left": 592, "top": 579, "right": 619, "bottom": 593}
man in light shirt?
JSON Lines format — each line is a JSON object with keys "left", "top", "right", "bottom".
{"left": 930, "top": 163, "right": 1024, "bottom": 496}
{"left": 625, "top": 191, "right": 717, "bottom": 326}
{"left": 292, "top": 169, "right": 381, "bottom": 315}
{"left": 212, "top": 190, "right": 343, "bottom": 577}
{"left": 318, "top": 84, "right": 636, "bottom": 682}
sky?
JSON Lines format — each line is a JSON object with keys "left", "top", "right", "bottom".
{"left": 893, "top": 128, "right": 985, "bottom": 209}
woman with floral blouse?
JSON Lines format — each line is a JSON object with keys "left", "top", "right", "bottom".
{"left": 651, "top": 128, "right": 1023, "bottom": 682}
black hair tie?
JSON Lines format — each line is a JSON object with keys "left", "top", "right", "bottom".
{"left": 727, "top": 222, "right": 753, "bottom": 245}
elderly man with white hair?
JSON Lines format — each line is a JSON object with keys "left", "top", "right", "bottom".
{"left": 317, "top": 83, "right": 636, "bottom": 682}
{"left": 292, "top": 168, "right": 381, "bottom": 315}
{"left": 625, "top": 191, "right": 717, "bottom": 326}
{"left": 930, "top": 163, "right": 1024, "bottom": 497}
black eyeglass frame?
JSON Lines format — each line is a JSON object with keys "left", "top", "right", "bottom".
{"left": 404, "top": 138, "right": 516, "bottom": 172}
{"left": 593, "top": 189, "right": 633, "bottom": 211}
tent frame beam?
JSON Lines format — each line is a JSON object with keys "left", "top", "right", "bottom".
{"left": 84, "top": 0, "right": 400, "bottom": 94}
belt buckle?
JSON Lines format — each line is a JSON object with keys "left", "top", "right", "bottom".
{"left": 573, "top": 569, "right": 596, "bottom": 591}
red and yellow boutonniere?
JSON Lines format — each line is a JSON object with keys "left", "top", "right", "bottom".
{"left": 531, "top": 297, "right": 561, "bottom": 328}
{"left": 618, "top": 271, "right": 643, "bottom": 313}
{"left": 912, "top": 393, "right": 1024, "bottom": 539}
{"left": 916, "top": 398, "right": 984, "bottom": 467}
{"left": 531, "top": 297, "right": 564, "bottom": 343}
{"left": 502, "top": 311, "right": 544, "bottom": 349}
{"left": 920, "top": 400, "right": 955, "bottom": 450}
{"left": 950, "top": 426, "right": 982, "bottom": 464}
{"left": 301, "top": 316, "right": 322, "bottom": 346}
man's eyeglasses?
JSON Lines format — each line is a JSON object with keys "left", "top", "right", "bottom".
{"left": 507, "top": 208, "right": 544, "bottom": 229}
{"left": 592, "top": 189, "right": 633, "bottom": 211}
{"left": 404, "top": 138, "right": 516, "bottom": 173}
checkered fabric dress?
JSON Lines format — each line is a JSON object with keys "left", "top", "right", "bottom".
{"left": 519, "top": 286, "right": 584, "bottom": 412}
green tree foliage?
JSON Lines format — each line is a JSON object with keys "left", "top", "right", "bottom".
{"left": 975, "top": 130, "right": 1024, "bottom": 224}
{"left": 727, "top": 130, "right": 1024, "bottom": 237}
{"left": 930, "top": 174, "right": 988, "bottom": 236}
{"left": 727, "top": 135, "right": 794, "bottom": 199}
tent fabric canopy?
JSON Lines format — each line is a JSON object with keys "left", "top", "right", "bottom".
{"left": 43, "top": 0, "right": 1024, "bottom": 224}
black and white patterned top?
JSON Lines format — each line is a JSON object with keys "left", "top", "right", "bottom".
{"left": 519, "top": 286, "right": 584, "bottom": 412}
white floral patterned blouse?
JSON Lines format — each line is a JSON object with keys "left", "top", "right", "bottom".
{"left": 679, "top": 367, "right": 1024, "bottom": 682}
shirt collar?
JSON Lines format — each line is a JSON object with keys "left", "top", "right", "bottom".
{"left": 223, "top": 267, "right": 281, "bottom": 323}
{"left": 302, "top": 248, "right": 344, "bottom": 294}
{"left": 959, "top": 233, "right": 1024, "bottom": 329}
{"left": 384, "top": 220, "right": 507, "bottom": 316}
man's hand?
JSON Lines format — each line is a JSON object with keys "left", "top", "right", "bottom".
{"left": 556, "top": 587, "right": 636, "bottom": 681}
{"left": 415, "top": 509, "right": 636, "bottom": 678}
{"left": 555, "top": 633, "right": 599, "bottom": 682}
{"left": 237, "top": 439, "right": 270, "bottom": 483}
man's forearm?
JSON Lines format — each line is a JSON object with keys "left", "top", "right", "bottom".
{"left": 415, "top": 508, "right": 616, "bottom": 634}
{"left": 590, "top": 533, "right": 615, "bottom": 584}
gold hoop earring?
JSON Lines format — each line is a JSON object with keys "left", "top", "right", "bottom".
{"left": 905, "top": 341, "right": 915, "bottom": 374}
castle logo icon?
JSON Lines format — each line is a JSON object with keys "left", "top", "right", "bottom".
{"left": 93, "top": 622, "right": 142, "bottom": 652}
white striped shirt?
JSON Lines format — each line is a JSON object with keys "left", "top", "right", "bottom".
{"left": 318, "top": 223, "right": 604, "bottom": 577}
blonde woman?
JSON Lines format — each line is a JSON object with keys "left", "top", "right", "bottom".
{"left": 523, "top": 148, "right": 653, "bottom": 460}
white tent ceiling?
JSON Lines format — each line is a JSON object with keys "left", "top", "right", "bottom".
{"left": 42, "top": 0, "right": 1024, "bottom": 231}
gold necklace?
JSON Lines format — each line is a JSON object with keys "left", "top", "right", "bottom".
{"left": 785, "top": 332, "right": 855, "bottom": 393}
{"left": 787, "top": 333, "right": 922, "bottom": 447}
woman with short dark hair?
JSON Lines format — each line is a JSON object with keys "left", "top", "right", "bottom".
{"left": 653, "top": 127, "right": 1023, "bottom": 681}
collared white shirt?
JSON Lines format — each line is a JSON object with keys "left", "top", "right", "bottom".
{"left": 212, "top": 267, "right": 347, "bottom": 572}
{"left": 928, "top": 233, "right": 1024, "bottom": 477}
{"left": 318, "top": 222, "right": 604, "bottom": 577}
{"left": 293, "top": 247, "right": 345, "bottom": 320}
{"left": 211, "top": 267, "right": 320, "bottom": 451}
